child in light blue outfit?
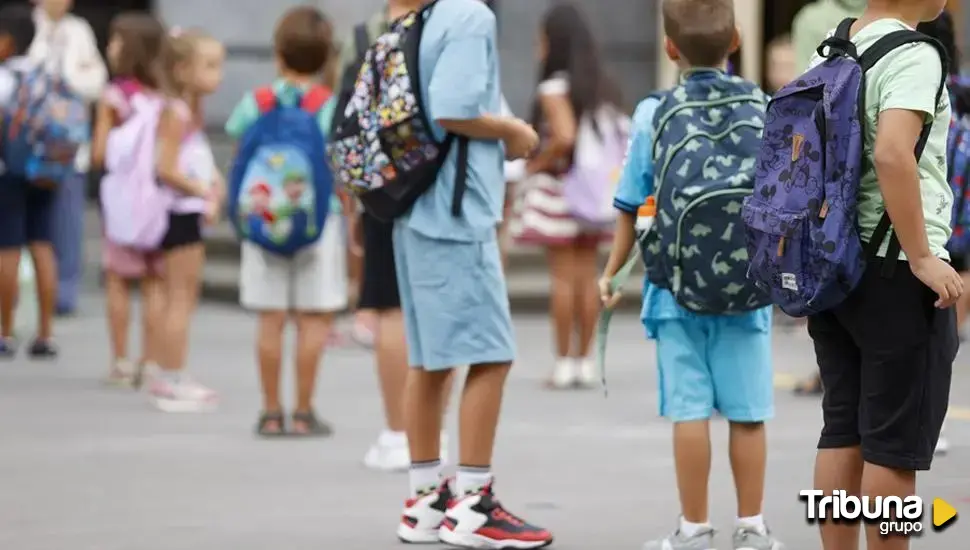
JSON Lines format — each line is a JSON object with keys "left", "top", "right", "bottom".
{"left": 599, "top": 1, "right": 781, "bottom": 549}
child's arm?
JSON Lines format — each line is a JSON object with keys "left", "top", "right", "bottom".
{"left": 526, "top": 77, "right": 576, "bottom": 175}
{"left": 155, "top": 106, "right": 205, "bottom": 197}
{"left": 89, "top": 98, "right": 114, "bottom": 171}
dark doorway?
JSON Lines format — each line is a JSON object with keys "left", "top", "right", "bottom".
{"left": 73, "top": 0, "right": 154, "bottom": 55}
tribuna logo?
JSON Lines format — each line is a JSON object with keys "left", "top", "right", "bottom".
{"left": 799, "top": 490, "right": 924, "bottom": 536}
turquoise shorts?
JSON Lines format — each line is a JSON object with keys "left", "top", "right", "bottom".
{"left": 392, "top": 223, "right": 515, "bottom": 371}
{"left": 654, "top": 316, "right": 774, "bottom": 423}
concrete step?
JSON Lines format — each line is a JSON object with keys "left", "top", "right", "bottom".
{"left": 201, "top": 256, "right": 644, "bottom": 313}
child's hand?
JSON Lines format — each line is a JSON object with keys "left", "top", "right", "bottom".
{"left": 911, "top": 256, "right": 964, "bottom": 308}
{"left": 203, "top": 197, "right": 220, "bottom": 226}
{"left": 598, "top": 275, "right": 621, "bottom": 309}
{"left": 504, "top": 118, "right": 539, "bottom": 160}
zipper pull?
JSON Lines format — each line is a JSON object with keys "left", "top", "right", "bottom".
{"left": 776, "top": 236, "right": 786, "bottom": 257}
{"left": 672, "top": 266, "right": 682, "bottom": 293}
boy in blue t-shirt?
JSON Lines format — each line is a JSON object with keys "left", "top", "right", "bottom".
{"left": 225, "top": 6, "right": 349, "bottom": 437}
{"left": 600, "top": 1, "right": 781, "bottom": 549}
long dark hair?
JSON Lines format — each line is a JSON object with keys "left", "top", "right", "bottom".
{"left": 532, "top": 2, "right": 621, "bottom": 127}
{"left": 917, "top": 10, "right": 970, "bottom": 116}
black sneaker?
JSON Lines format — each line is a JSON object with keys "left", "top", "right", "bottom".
{"left": 438, "top": 481, "right": 553, "bottom": 549}
{"left": 28, "top": 339, "right": 58, "bottom": 360}
{"left": 0, "top": 338, "right": 16, "bottom": 359}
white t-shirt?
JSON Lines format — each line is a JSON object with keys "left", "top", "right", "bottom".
{"left": 499, "top": 93, "right": 527, "bottom": 181}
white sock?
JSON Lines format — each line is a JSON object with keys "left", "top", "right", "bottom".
{"left": 158, "top": 370, "right": 181, "bottom": 383}
{"left": 379, "top": 430, "right": 407, "bottom": 446}
{"left": 409, "top": 460, "right": 442, "bottom": 497}
{"left": 679, "top": 517, "right": 711, "bottom": 537}
{"left": 737, "top": 514, "right": 766, "bottom": 535}
{"left": 456, "top": 465, "right": 492, "bottom": 495}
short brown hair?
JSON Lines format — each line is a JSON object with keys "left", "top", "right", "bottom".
{"left": 662, "top": 0, "right": 736, "bottom": 67}
{"left": 109, "top": 12, "right": 165, "bottom": 87}
{"left": 274, "top": 6, "right": 333, "bottom": 75}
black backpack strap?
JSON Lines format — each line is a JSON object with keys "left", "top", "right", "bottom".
{"left": 353, "top": 23, "right": 368, "bottom": 61}
{"left": 451, "top": 136, "right": 469, "bottom": 217}
{"left": 818, "top": 18, "right": 859, "bottom": 58}
{"left": 861, "top": 30, "right": 949, "bottom": 275}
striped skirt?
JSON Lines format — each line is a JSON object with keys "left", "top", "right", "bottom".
{"left": 509, "top": 173, "right": 612, "bottom": 247}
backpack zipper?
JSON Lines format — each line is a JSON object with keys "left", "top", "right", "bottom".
{"left": 670, "top": 188, "right": 752, "bottom": 294}
{"left": 653, "top": 120, "right": 764, "bottom": 200}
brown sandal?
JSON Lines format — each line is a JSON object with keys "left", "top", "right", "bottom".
{"left": 289, "top": 410, "right": 333, "bottom": 437}
{"left": 256, "top": 411, "right": 285, "bottom": 437}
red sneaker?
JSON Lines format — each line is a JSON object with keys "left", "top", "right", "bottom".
{"left": 438, "top": 481, "right": 553, "bottom": 549}
{"left": 397, "top": 479, "right": 453, "bottom": 544}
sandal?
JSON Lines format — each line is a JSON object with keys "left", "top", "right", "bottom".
{"left": 792, "top": 373, "right": 823, "bottom": 396}
{"left": 290, "top": 410, "right": 333, "bottom": 437}
{"left": 256, "top": 411, "right": 285, "bottom": 437}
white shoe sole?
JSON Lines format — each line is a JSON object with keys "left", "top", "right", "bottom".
{"left": 438, "top": 527, "right": 553, "bottom": 549}
{"left": 396, "top": 523, "right": 441, "bottom": 544}
{"left": 152, "top": 396, "right": 217, "bottom": 413}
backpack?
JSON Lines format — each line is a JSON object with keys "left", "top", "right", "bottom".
{"left": 99, "top": 90, "right": 172, "bottom": 250}
{"left": 945, "top": 76, "right": 970, "bottom": 255}
{"left": 562, "top": 105, "right": 630, "bottom": 227}
{"left": 639, "top": 70, "right": 771, "bottom": 314}
{"left": 744, "top": 20, "right": 947, "bottom": 317}
{"left": 331, "top": 23, "right": 370, "bottom": 140}
{"left": 327, "top": 0, "right": 469, "bottom": 222}
{"left": 2, "top": 66, "right": 89, "bottom": 187}
{"left": 227, "top": 85, "right": 334, "bottom": 256}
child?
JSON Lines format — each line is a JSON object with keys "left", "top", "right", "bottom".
{"left": 90, "top": 12, "right": 166, "bottom": 386}
{"left": 225, "top": 6, "right": 346, "bottom": 437}
{"left": 600, "top": 1, "right": 782, "bottom": 549}
{"left": 0, "top": 4, "right": 58, "bottom": 360}
{"left": 148, "top": 28, "right": 225, "bottom": 412}
{"left": 764, "top": 34, "right": 795, "bottom": 95}
{"left": 801, "top": 2, "right": 957, "bottom": 549}
{"left": 387, "top": 0, "right": 550, "bottom": 547}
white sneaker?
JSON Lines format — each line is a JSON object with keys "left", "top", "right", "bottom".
{"left": 550, "top": 358, "right": 577, "bottom": 389}
{"left": 936, "top": 425, "right": 950, "bottom": 455}
{"left": 396, "top": 480, "right": 453, "bottom": 544}
{"left": 149, "top": 374, "right": 218, "bottom": 412}
{"left": 364, "top": 432, "right": 450, "bottom": 471}
{"left": 105, "top": 359, "right": 134, "bottom": 387}
{"left": 577, "top": 357, "right": 598, "bottom": 388}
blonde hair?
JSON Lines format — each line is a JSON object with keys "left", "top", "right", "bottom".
{"left": 159, "top": 27, "right": 216, "bottom": 97}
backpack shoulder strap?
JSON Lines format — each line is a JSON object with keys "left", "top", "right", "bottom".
{"left": 301, "top": 85, "right": 332, "bottom": 114}
{"left": 353, "top": 23, "right": 369, "bottom": 61}
{"left": 254, "top": 86, "right": 276, "bottom": 114}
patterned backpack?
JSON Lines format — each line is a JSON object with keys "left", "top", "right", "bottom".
{"left": 743, "top": 19, "right": 947, "bottom": 317}
{"left": 227, "top": 86, "right": 333, "bottom": 256}
{"left": 945, "top": 76, "right": 970, "bottom": 255}
{"left": 640, "top": 69, "right": 771, "bottom": 314}
{"left": 327, "top": 0, "right": 469, "bottom": 221}
{"left": 2, "top": 64, "right": 89, "bottom": 187}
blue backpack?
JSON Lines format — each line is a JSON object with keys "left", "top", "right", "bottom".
{"left": 945, "top": 76, "right": 970, "bottom": 255}
{"left": 639, "top": 69, "right": 771, "bottom": 314}
{"left": 2, "top": 66, "right": 89, "bottom": 187}
{"left": 743, "top": 19, "right": 947, "bottom": 317}
{"left": 228, "top": 86, "right": 333, "bottom": 256}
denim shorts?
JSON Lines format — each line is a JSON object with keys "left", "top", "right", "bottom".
{"left": 0, "top": 175, "right": 55, "bottom": 248}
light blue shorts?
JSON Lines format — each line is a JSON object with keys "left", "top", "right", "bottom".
{"left": 392, "top": 223, "right": 516, "bottom": 371}
{"left": 654, "top": 316, "right": 774, "bottom": 423}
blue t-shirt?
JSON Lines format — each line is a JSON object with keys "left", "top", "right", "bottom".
{"left": 405, "top": 0, "right": 504, "bottom": 242}
{"left": 613, "top": 93, "right": 772, "bottom": 338}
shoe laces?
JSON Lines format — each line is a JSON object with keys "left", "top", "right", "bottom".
{"left": 490, "top": 505, "right": 525, "bottom": 527}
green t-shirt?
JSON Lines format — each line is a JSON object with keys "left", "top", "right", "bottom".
{"left": 224, "top": 79, "right": 341, "bottom": 213}
{"left": 809, "top": 19, "right": 953, "bottom": 260}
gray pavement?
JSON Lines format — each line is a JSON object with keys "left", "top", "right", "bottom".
{"left": 1, "top": 295, "right": 969, "bottom": 550}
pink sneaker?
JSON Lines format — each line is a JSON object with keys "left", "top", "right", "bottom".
{"left": 149, "top": 375, "right": 218, "bottom": 412}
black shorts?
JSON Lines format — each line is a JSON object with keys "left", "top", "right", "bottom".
{"left": 0, "top": 175, "right": 54, "bottom": 248}
{"left": 951, "top": 253, "right": 968, "bottom": 272}
{"left": 160, "top": 213, "right": 203, "bottom": 251}
{"left": 808, "top": 256, "right": 956, "bottom": 471}
{"left": 358, "top": 213, "right": 400, "bottom": 310}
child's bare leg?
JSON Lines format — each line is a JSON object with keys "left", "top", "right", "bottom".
{"left": 673, "top": 420, "right": 712, "bottom": 524}
{"left": 729, "top": 421, "right": 767, "bottom": 517}
{"left": 376, "top": 309, "right": 408, "bottom": 431}
{"left": 815, "top": 447, "right": 863, "bottom": 550}
{"left": 292, "top": 311, "right": 333, "bottom": 435}
{"left": 105, "top": 273, "right": 130, "bottom": 362}
{"left": 29, "top": 242, "right": 56, "bottom": 341}
{"left": 0, "top": 248, "right": 22, "bottom": 339}
{"left": 861, "top": 464, "right": 915, "bottom": 550}
{"left": 159, "top": 244, "right": 204, "bottom": 372}
{"left": 257, "top": 311, "right": 287, "bottom": 414}
{"left": 139, "top": 275, "right": 165, "bottom": 366}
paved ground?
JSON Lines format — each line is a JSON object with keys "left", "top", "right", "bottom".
{"left": 1, "top": 295, "right": 968, "bottom": 550}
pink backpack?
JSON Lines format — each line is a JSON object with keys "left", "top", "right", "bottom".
{"left": 100, "top": 89, "right": 172, "bottom": 250}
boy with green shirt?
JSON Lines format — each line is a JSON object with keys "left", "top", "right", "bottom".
{"left": 225, "top": 6, "right": 349, "bottom": 437}
{"left": 804, "top": 1, "right": 959, "bottom": 549}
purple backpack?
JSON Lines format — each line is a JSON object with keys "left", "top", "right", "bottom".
{"left": 743, "top": 19, "right": 947, "bottom": 317}
{"left": 562, "top": 105, "right": 630, "bottom": 227}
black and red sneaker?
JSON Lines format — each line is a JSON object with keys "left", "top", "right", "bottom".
{"left": 397, "top": 479, "right": 454, "bottom": 544}
{"left": 438, "top": 482, "right": 553, "bottom": 549}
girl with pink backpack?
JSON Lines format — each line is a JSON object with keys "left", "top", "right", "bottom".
{"left": 91, "top": 13, "right": 168, "bottom": 387}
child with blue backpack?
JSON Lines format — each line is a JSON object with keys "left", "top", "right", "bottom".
{"left": 225, "top": 6, "right": 345, "bottom": 437}
{"left": 744, "top": 0, "right": 959, "bottom": 548}
{"left": 0, "top": 4, "right": 59, "bottom": 360}
{"left": 600, "top": 1, "right": 782, "bottom": 549}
